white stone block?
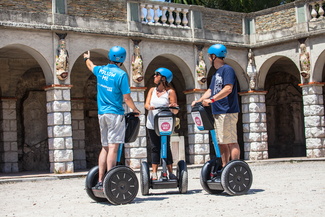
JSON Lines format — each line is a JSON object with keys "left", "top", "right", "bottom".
{"left": 53, "top": 150, "right": 73, "bottom": 162}
{"left": 306, "top": 138, "right": 323, "bottom": 149}
{"left": 130, "top": 147, "right": 147, "bottom": 158}
{"left": 62, "top": 89, "right": 71, "bottom": 101}
{"left": 304, "top": 116, "right": 321, "bottom": 127}
{"left": 64, "top": 112, "right": 71, "bottom": 124}
{"left": 250, "top": 122, "right": 267, "bottom": 132}
{"left": 53, "top": 125, "right": 72, "bottom": 137}
{"left": 66, "top": 137, "right": 73, "bottom": 149}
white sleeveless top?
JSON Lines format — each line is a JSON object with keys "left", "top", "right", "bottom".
{"left": 146, "top": 88, "right": 170, "bottom": 130}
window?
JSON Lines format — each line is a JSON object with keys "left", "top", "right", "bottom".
{"left": 55, "top": 0, "right": 66, "bottom": 14}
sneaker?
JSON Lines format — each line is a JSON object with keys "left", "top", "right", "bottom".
{"left": 93, "top": 182, "right": 103, "bottom": 190}
{"left": 151, "top": 173, "right": 158, "bottom": 180}
{"left": 169, "top": 173, "right": 177, "bottom": 180}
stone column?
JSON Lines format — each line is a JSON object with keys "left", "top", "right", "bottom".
{"left": 240, "top": 91, "right": 268, "bottom": 160}
{"left": 125, "top": 87, "right": 146, "bottom": 169}
{"left": 45, "top": 85, "right": 74, "bottom": 173}
{"left": 300, "top": 83, "right": 325, "bottom": 158}
{"left": 71, "top": 98, "right": 86, "bottom": 170}
{"left": 184, "top": 89, "right": 210, "bottom": 164}
{"left": 0, "top": 98, "right": 18, "bottom": 172}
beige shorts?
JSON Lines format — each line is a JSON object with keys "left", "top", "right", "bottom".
{"left": 98, "top": 113, "right": 125, "bottom": 146}
{"left": 213, "top": 113, "right": 238, "bottom": 144}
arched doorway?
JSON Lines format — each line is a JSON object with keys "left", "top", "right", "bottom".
{"left": 16, "top": 68, "right": 48, "bottom": 171}
{"left": 265, "top": 57, "right": 306, "bottom": 158}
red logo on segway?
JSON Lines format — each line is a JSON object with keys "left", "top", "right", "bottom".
{"left": 161, "top": 122, "right": 171, "bottom": 131}
{"left": 195, "top": 117, "right": 202, "bottom": 126}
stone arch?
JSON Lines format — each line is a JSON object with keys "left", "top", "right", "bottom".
{"left": 264, "top": 57, "right": 306, "bottom": 158}
{"left": 314, "top": 49, "right": 325, "bottom": 82}
{"left": 16, "top": 67, "right": 48, "bottom": 171}
{"left": 144, "top": 54, "right": 191, "bottom": 164}
{"left": 0, "top": 44, "right": 53, "bottom": 85}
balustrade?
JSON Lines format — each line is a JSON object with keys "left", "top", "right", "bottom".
{"left": 309, "top": 1, "right": 325, "bottom": 21}
{"left": 140, "top": 2, "right": 190, "bottom": 28}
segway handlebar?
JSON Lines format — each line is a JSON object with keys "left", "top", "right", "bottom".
{"left": 155, "top": 106, "right": 180, "bottom": 111}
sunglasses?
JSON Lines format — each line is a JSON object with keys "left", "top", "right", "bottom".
{"left": 154, "top": 72, "right": 161, "bottom": 76}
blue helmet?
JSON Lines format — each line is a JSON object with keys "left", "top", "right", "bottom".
{"left": 207, "top": 44, "right": 227, "bottom": 58}
{"left": 109, "top": 46, "right": 126, "bottom": 63}
{"left": 155, "top": 67, "right": 173, "bottom": 83}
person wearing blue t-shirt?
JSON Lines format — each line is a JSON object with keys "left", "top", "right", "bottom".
{"left": 191, "top": 44, "right": 240, "bottom": 167}
{"left": 84, "top": 46, "right": 140, "bottom": 189}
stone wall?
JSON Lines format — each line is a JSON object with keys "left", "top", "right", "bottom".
{"left": 0, "top": 0, "right": 51, "bottom": 13}
{"left": 202, "top": 8, "right": 243, "bottom": 35}
{"left": 68, "top": 0, "right": 127, "bottom": 21}
{"left": 255, "top": 7, "right": 296, "bottom": 33}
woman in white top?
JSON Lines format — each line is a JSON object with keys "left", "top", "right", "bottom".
{"left": 145, "top": 68, "right": 179, "bottom": 180}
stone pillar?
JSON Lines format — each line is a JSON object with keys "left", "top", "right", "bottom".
{"left": 125, "top": 87, "right": 146, "bottom": 169}
{"left": 240, "top": 91, "right": 268, "bottom": 160}
{"left": 300, "top": 83, "right": 325, "bottom": 158}
{"left": 45, "top": 85, "right": 74, "bottom": 173}
{"left": 184, "top": 89, "right": 210, "bottom": 164}
{"left": 71, "top": 98, "right": 86, "bottom": 170}
{"left": 0, "top": 98, "right": 18, "bottom": 172}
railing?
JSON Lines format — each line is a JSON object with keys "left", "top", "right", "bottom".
{"left": 140, "top": 2, "right": 190, "bottom": 28}
{"left": 309, "top": 1, "right": 325, "bottom": 21}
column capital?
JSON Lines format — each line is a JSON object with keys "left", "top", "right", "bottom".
{"left": 44, "top": 84, "right": 73, "bottom": 91}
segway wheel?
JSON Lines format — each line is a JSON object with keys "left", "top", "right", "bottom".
{"left": 85, "top": 166, "right": 107, "bottom": 202}
{"left": 103, "top": 166, "right": 139, "bottom": 205}
{"left": 221, "top": 160, "right": 253, "bottom": 196}
{"left": 177, "top": 160, "right": 188, "bottom": 194}
{"left": 200, "top": 161, "right": 224, "bottom": 194}
{"left": 140, "top": 161, "right": 150, "bottom": 195}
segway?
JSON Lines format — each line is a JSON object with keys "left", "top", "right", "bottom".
{"left": 140, "top": 106, "right": 188, "bottom": 195}
{"left": 85, "top": 112, "right": 140, "bottom": 205}
{"left": 191, "top": 102, "right": 253, "bottom": 195}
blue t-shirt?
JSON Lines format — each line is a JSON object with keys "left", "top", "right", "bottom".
{"left": 209, "top": 64, "right": 240, "bottom": 114}
{"left": 93, "top": 64, "right": 131, "bottom": 115}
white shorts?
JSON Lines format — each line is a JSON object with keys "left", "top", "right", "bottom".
{"left": 98, "top": 113, "right": 125, "bottom": 146}
{"left": 213, "top": 113, "right": 238, "bottom": 144}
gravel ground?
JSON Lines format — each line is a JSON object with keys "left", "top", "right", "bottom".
{"left": 0, "top": 160, "right": 324, "bottom": 217}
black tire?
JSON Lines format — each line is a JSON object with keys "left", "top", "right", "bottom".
{"left": 200, "top": 161, "right": 224, "bottom": 194}
{"left": 177, "top": 160, "right": 188, "bottom": 194}
{"left": 103, "top": 166, "right": 139, "bottom": 205}
{"left": 85, "top": 166, "right": 107, "bottom": 202}
{"left": 221, "top": 160, "right": 253, "bottom": 196}
{"left": 140, "top": 161, "right": 150, "bottom": 195}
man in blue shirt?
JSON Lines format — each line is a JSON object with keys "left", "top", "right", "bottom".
{"left": 84, "top": 46, "right": 140, "bottom": 189}
{"left": 192, "top": 44, "right": 240, "bottom": 167}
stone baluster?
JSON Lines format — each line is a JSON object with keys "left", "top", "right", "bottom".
{"left": 146, "top": 4, "right": 153, "bottom": 24}
{"left": 161, "top": 6, "right": 168, "bottom": 25}
{"left": 300, "top": 83, "right": 325, "bottom": 158}
{"left": 240, "top": 91, "right": 268, "bottom": 160}
{"left": 318, "top": 1, "right": 324, "bottom": 18}
{"left": 310, "top": 2, "right": 318, "bottom": 21}
{"left": 45, "top": 85, "right": 74, "bottom": 173}
{"left": 168, "top": 7, "right": 175, "bottom": 26}
{"left": 182, "top": 9, "right": 189, "bottom": 27}
{"left": 175, "top": 8, "right": 182, "bottom": 26}
{"left": 153, "top": 5, "right": 160, "bottom": 25}
{"left": 140, "top": 4, "right": 145, "bottom": 23}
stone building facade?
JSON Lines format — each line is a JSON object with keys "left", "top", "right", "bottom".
{"left": 0, "top": 0, "right": 324, "bottom": 173}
